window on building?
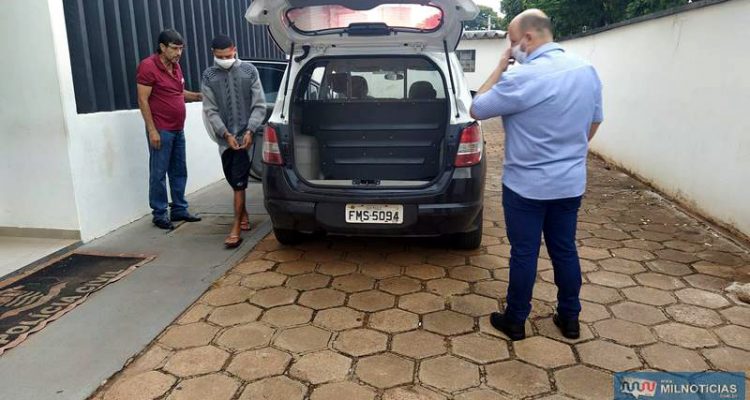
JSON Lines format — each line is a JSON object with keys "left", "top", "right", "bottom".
{"left": 456, "top": 50, "right": 476, "bottom": 73}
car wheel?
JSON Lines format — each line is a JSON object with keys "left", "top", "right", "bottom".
{"left": 273, "top": 228, "right": 304, "bottom": 245}
{"left": 451, "top": 210, "right": 483, "bottom": 250}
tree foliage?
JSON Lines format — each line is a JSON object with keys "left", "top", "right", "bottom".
{"left": 465, "top": 5, "right": 504, "bottom": 30}
{"left": 498, "top": 0, "right": 698, "bottom": 38}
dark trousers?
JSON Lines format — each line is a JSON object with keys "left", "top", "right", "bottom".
{"left": 502, "top": 185, "right": 583, "bottom": 323}
{"left": 148, "top": 130, "right": 188, "bottom": 221}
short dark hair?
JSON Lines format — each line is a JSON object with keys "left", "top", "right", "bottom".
{"left": 211, "top": 35, "right": 235, "bottom": 50}
{"left": 157, "top": 29, "right": 184, "bottom": 53}
{"left": 519, "top": 14, "right": 553, "bottom": 36}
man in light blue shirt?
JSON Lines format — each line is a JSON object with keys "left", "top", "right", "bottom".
{"left": 471, "top": 9, "right": 603, "bottom": 341}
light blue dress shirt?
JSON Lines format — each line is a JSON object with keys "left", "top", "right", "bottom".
{"left": 471, "top": 42, "right": 603, "bottom": 200}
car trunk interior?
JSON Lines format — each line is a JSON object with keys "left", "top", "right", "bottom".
{"left": 290, "top": 56, "right": 449, "bottom": 187}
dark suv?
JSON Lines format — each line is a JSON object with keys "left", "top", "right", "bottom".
{"left": 247, "top": 0, "right": 486, "bottom": 249}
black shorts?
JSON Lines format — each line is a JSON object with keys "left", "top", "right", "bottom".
{"left": 222, "top": 149, "right": 251, "bottom": 191}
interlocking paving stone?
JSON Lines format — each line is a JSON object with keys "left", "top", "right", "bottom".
{"left": 555, "top": 366, "right": 612, "bottom": 400}
{"left": 594, "top": 319, "right": 657, "bottom": 346}
{"left": 158, "top": 323, "right": 220, "bottom": 350}
{"left": 313, "top": 307, "right": 365, "bottom": 331}
{"left": 208, "top": 303, "right": 262, "bottom": 326}
{"left": 391, "top": 330, "right": 447, "bottom": 359}
{"left": 310, "top": 382, "right": 376, "bottom": 400}
{"left": 665, "top": 304, "right": 723, "bottom": 327}
{"left": 226, "top": 347, "right": 291, "bottom": 382}
{"left": 514, "top": 337, "right": 576, "bottom": 368}
{"left": 577, "top": 340, "right": 642, "bottom": 371}
{"left": 216, "top": 322, "right": 275, "bottom": 352}
{"left": 92, "top": 117, "right": 750, "bottom": 400}
{"left": 289, "top": 350, "right": 351, "bottom": 384}
{"left": 334, "top": 329, "right": 388, "bottom": 357}
{"left": 163, "top": 346, "right": 229, "bottom": 377}
{"left": 451, "top": 333, "right": 509, "bottom": 364}
{"left": 238, "top": 376, "right": 306, "bottom": 400}
{"left": 356, "top": 353, "right": 414, "bottom": 389}
{"left": 485, "top": 360, "right": 551, "bottom": 398}
{"left": 419, "top": 355, "right": 480, "bottom": 393}
{"left": 642, "top": 343, "right": 709, "bottom": 371}
{"left": 273, "top": 325, "right": 331, "bottom": 353}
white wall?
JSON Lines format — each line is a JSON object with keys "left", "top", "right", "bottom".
{"left": 562, "top": 0, "right": 750, "bottom": 237}
{"left": 47, "top": 0, "right": 223, "bottom": 241}
{"left": 0, "top": 0, "right": 80, "bottom": 232}
{"left": 457, "top": 37, "right": 509, "bottom": 90}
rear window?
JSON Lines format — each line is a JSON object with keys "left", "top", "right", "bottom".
{"left": 286, "top": 4, "right": 443, "bottom": 33}
{"left": 296, "top": 57, "right": 446, "bottom": 101}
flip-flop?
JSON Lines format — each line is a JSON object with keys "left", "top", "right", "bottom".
{"left": 224, "top": 235, "right": 243, "bottom": 249}
{"left": 240, "top": 221, "right": 251, "bottom": 231}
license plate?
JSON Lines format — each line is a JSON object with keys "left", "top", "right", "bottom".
{"left": 345, "top": 204, "right": 404, "bottom": 224}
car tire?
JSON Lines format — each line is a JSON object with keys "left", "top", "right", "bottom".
{"left": 273, "top": 228, "right": 304, "bottom": 245}
{"left": 451, "top": 211, "right": 483, "bottom": 250}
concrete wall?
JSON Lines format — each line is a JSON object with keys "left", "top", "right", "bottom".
{"left": 457, "top": 37, "right": 509, "bottom": 90}
{"left": 562, "top": 0, "right": 750, "bottom": 237}
{"left": 0, "top": 0, "right": 80, "bottom": 232}
{"left": 47, "top": 0, "right": 223, "bottom": 241}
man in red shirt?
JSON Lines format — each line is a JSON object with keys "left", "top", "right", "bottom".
{"left": 137, "top": 29, "right": 203, "bottom": 230}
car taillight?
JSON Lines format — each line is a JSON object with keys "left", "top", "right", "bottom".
{"left": 263, "top": 125, "right": 283, "bottom": 165}
{"left": 455, "top": 123, "right": 483, "bottom": 167}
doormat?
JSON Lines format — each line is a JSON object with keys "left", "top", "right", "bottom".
{"left": 0, "top": 253, "right": 152, "bottom": 355}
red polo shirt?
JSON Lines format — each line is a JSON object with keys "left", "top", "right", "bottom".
{"left": 136, "top": 54, "right": 186, "bottom": 131}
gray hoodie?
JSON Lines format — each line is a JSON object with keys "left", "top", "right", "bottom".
{"left": 201, "top": 60, "right": 266, "bottom": 154}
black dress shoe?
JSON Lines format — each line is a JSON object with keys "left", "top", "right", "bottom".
{"left": 490, "top": 312, "right": 526, "bottom": 341}
{"left": 171, "top": 214, "right": 202, "bottom": 222}
{"left": 153, "top": 219, "right": 175, "bottom": 230}
{"left": 553, "top": 313, "right": 580, "bottom": 339}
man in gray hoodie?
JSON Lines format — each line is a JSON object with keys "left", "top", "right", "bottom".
{"left": 202, "top": 35, "right": 266, "bottom": 248}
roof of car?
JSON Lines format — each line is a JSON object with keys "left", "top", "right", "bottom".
{"left": 461, "top": 30, "right": 507, "bottom": 40}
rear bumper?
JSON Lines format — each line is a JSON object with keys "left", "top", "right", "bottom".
{"left": 263, "top": 164, "right": 485, "bottom": 237}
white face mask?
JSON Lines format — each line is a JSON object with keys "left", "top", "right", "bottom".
{"left": 215, "top": 57, "right": 235, "bottom": 70}
{"left": 512, "top": 43, "right": 528, "bottom": 64}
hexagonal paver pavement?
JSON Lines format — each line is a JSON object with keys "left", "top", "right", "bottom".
{"left": 369, "top": 309, "right": 419, "bottom": 333}
{"left": 166, "top": 373, "right": 239, "bottom": 400}
{"left": 273, "top": 325, "right": 331, "bottom": 353}
{"left": 261, "top": 304, "right": 313, "bottom": 327}
{"left": 216, "top": 322, "right": 275, "bottom": 352}
{"left": 451, "top": 334, "right": 509, "bottom": 364}
{"left": 311, "top": 382, "right": 376, "bottom": 400}
{"left": 423, "top": 310, "right": 474, "bottom": 336}
{"left": 577, "top": 340, "right": 641, "bottom": 371}
{"left": 238, "top": 376, "right": 306, "bottom": 400}
{"left": 349, "top": 290, "right": 396, "bottom": 312}
{"left": 356, "top": 353, "right": 414, "bottom": 389}
{"left": 163, "top": 346, "right": 228, "bottom": 377}
{"left": 486, "top": 360, "right": 551, "bottom": 398}
{"left": 290, "top": 350, "right": 351, "bottom": 384}
{"left": 419, "top": 355, "right": 480, "bottom": 393}
{"left": 333, "top": 329, "right": 388, "bottom": 357}
{"left": 392, "top": 330, "right": 447, "bottom": 359}
{"left": 514, "top": 337, "right": 576, "bottom": 368}
{"left": 227, "top": 348, "right": 291, "bottom": 382}
{"left": 314, "top": 307, "right": 365, "bottom": 331}
{"left": 555, "top": 366, "right": 612, "bottom": 400}
{"left": 92, "top": 118, "right": 750, "bottom": 400}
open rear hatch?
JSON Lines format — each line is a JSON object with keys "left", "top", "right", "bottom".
{"left": 246, "top": 0, "right": 479, "bottom": 51}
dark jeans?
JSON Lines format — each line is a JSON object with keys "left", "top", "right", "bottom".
{"left": 502, "top": 185, "right": 583, "bottom": 323}
{"left": 148, "top": 130, "right": 188, "bottom": 221}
